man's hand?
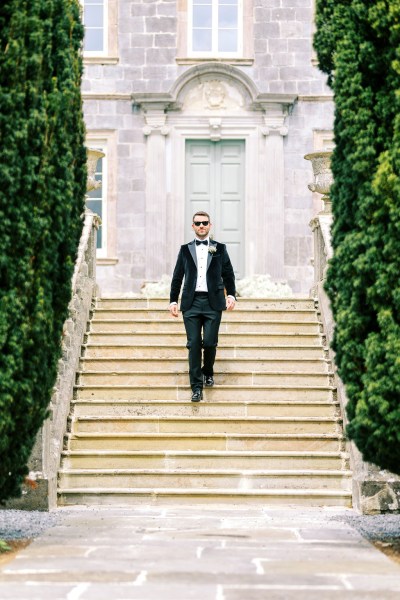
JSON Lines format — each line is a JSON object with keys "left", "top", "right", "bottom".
{"left": 226, "top": 296, "right": 236, "bottom": 311}
{"left": 169, "top": 303, "right": 179, "bottom": 318}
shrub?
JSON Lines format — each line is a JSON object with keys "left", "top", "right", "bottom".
{"left": 314, "top": 1, "right": 400, "bottom": 473}
{"left": 0, "top": 0, "right": 87, "bottom": 501}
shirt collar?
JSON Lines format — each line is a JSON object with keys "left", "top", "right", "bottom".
{"left": 195, "top": 236, "right": 209, "bottom": 244}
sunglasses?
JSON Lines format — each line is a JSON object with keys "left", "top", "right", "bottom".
{"left": 193, "top": 220, "right": 209, "bottom": 226}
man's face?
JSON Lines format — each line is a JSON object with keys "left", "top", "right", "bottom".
{"left": 192, "top": 215, "right": 211, "bottom": 239}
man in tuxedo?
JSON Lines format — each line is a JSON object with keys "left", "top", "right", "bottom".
{"left": 169, "top": 211, "right": 236, "bottom": 402}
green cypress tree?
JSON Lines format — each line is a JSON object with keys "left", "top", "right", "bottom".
{"left": 314, "top": 0, "right": 400, "bottom": 473}
{"left": 0, "top": 0, "right": 87, "bottom": 502}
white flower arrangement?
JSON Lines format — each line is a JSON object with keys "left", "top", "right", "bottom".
{"left": 140, "top": 273, "right": 293, "bottom": 299}
{"left": 236, "top": 274, "right": 293, "bottom": 298}
{"left": 141, "top": 274, "right": 172, "bottom": 298}
{"left": 208, "top": 245, "right": 217, "bottom": 254}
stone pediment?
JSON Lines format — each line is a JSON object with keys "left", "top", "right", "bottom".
{"left": 132, "top": 63, "right": 297, "bottom": 115}
{"left": 171, "top": 62, "right": 257, "bottom": 112}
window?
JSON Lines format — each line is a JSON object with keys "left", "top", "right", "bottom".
{"left": 188, "top": 0, "right": 243, "bottom": 57}
{"left": 81, "top": 0, "right": 108, "bottom": 55}
{"left": 85, "top": 131, "right": 117, "bottom": 262}
{"left": 86, "top": 144, "right": 107, "bottom": 257}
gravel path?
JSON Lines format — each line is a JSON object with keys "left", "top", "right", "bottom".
{"left": 332, "top": 513, "right": 400, "bottom": 541}
{"left": 0, "top": 509, "right": 61, "bottom": 540}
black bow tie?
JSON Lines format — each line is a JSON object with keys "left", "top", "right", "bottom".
{"left": 196, "top": 240, "right": 208, "bottom": 246}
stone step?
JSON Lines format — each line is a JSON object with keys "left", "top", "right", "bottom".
{"left": 68, "top": 432, "right": 344, "bottom": 452}
{"left": 80, "top": 357, "right": 330, "bottom": 373}
{"left": 70, "top": 399, "right": 339, "bottom": 418}
{"left": 71, "top": 416, "right": 340, "bottom": 435}
{"left": 93, "top": 308, "right": 319, "bottom": 322}
{"left": 61, "top": 450, "right": 348, "bottom": 471}
{"left": 57, "top": 487, "right": 352, "bottom": 507}
{"left": 82, "top": 344, "right": 327, "bottom": 360}
{"left": 86, "top": 331, "right": 323, "bottom": 346}
{"left": 90, "top": 319, "right": 321, "bottom": 334}
{"left": 58, "top": 468, "right": 353, "bottom": 491}
{"left": 77, "top": 371, "right": 332, "bottom": 387}
{"left": 96, "top": 297, "right": 316, "bottom": 311}
{"left": 74, "top": 384, "right": 335, "bottom": 402}
{"left": 59, "top": 295, "right": 349, "bottom": 509}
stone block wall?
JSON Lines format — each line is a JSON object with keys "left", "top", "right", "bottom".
{"left": 83, "top": 0, "right": 334, "bottom": 296}
{"left": 284, "top": 99, "right": 334, "bottom": 292}
{"left": 252, "top": 0, "right": 328, "bottom": 96}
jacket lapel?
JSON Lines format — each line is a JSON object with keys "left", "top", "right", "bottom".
{"left": 207, "top": 240, "right": 217, "bottom": 271}
{"left": 188, "top": 240, "right": 197, "bottom": 268}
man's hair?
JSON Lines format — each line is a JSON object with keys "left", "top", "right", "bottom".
{"left": 193, "top": 211, "right": 210, "bottom": 222}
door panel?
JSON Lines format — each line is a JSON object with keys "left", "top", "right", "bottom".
{"left": 186, "top": 140, "right": 244, "bottom": 277}
{"left": 220, "top": 202, "right": 240, "bottom": 229}
{"left": 225, "top": 242, "right": 240, "bottom": 279}
{"left": 186, "top": 142, "right": 213, "bottom": 217}
{"left": 191, "top": 164, "right": 211, "bottom": 194}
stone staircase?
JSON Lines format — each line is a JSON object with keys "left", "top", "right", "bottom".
{"left": 58, "top": 297, "right": 352, "bottom": 507}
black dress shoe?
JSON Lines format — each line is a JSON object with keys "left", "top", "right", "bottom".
{"left": 204, "top": 375, "right": 214, "bottom": 387}
{"left": 191, "top": 389, "right": 203, "bottom": 402}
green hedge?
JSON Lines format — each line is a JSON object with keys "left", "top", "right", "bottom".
{"left": 314, "top": 1, "right": 400, "bottom": 473}
{"left": 0, "top": 0, "right": 87, "bottom": 502}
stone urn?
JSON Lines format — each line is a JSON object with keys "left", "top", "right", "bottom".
{"left": 86, "top": 147, "right": 105, "bottom": 193}
{"left": 304, "top": 151, "right": 333, "bottom": 213}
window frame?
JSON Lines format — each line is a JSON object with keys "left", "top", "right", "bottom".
{"left": 85, "top": 139, "right": 108, "bottom": 258}
{"left": 80, "top": 0, "right": 108, "bottom": 57}
{"left": 79, "top": 0, "right": 119, "bottom": 64}
{"left": 187, "top": 0, "right": 243, "bottom": 59}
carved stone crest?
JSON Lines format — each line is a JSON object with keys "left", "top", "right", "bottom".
{"left": 204, "top": 80, "right": 226, "bottom": 110}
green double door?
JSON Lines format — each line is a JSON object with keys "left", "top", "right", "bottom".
{"left": 185, "top": 139, "right": 245, "bottom": 278}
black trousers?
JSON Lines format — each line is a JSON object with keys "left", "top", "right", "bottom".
{"left": 182, "top": 293, "right": 222, "bottom": 391}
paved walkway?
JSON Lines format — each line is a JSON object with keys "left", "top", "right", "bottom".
{"left": 1, "top": 506, "right": 400, "bottom": 599}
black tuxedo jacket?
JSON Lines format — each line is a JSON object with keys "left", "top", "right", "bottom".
{"left": 170, "top": 240, "right": 236, "bottom": 312}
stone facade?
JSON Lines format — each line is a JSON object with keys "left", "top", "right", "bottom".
{"left": 82, "top": 0, "right": 334, "bottom": 295}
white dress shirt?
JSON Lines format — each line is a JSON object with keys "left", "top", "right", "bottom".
{"left": 195, "top": 237, "right": 209, "bottom": 292}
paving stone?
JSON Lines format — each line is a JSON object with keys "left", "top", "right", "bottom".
{"left": 202, "top": 542, "right": 388, "bottom": 563}
{"left": 1, "top": 506, "right": 400, "bottom": 599}
{"left": 297, "top": 527, "right": 366, "bottom": 541}
{"left": 253, "top": 558, "right": 398, "bottom": 576}
{"left": 343, "top": 574, "right": 400, "bottom": 591}
{"left": 0, "top": 583, "right": 76, "bottom": 600}
{"left": 220, "top": 589, "right": 400, "bottom": 600}
{"left": 0, "top": 569, "right": 140, "bottom": 583}
{"left": 81, "top": 582, "right": 218, "bottom": 600}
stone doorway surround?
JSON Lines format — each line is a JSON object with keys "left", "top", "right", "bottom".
{"left": 132, "top": 63, "right": 296, "bottom": 283}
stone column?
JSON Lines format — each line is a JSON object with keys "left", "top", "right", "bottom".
{"left": 261, "top": 104, "right": 288, "bottom": 280}
{"left": 143, "top": 110, "right": 170, "bottom": 282}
